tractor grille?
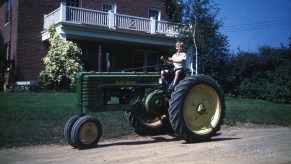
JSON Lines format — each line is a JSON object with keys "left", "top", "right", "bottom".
{"left": 81, "top": 80, "right": 100, "bottom": 107}
{"left": 82, "top": 81, "right": 96, "bottom": 101}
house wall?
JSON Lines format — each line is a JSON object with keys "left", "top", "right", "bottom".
{"left": 15, "top": 0, "right": 61, "bottom": 81}
{"left": 0, "top": 0, "right": 170, "bottom": 85}
{"left": 81, "top": 0, "right": 168, "bottom": 20}
{"left": 0, "top": 0, "right": 19, "bottom": 85}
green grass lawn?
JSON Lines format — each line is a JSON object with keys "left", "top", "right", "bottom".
{"left": 224, "top": 98, "right": 291, "bottom": 126}
{"left": 0, "top": 92, "right": 290, "bottom": 148}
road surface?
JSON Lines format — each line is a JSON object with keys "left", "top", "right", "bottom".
{"left": 0, "top": 127, "right": 290, "bottom": 164}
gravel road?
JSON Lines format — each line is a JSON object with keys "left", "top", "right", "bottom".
{"left": 1, "top": 127, "right": 290, "bottom": 164}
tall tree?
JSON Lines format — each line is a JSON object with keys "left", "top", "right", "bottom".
{"left": 169, "top": 0, "right": 230, "bottom": 86}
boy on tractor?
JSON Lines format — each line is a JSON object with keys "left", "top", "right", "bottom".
{"left": 160, "top": 41, "right": 191, "bottom": 90}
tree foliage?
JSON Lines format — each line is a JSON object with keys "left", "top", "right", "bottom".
{"left": 175, "top": 0, "right": 230, "bottom": 86}
{"left": 162, "top": 0, "right": 183, "bottom": 22}
{"left": 227, "top": 45, "right": 291, "bottom": 103}
{"left": 38, "top": 26, "right": 83, "bottom": 90}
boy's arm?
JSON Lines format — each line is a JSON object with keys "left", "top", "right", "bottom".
{"left": 161, "top": 56, "right": 173, "bottom": 64}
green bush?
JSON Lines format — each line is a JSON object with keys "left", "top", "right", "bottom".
{"left": 227, "top": 46, "right": 291, "bottom": 103}
{"left": 38, "top": 26, "right": 83, "bottom": 90}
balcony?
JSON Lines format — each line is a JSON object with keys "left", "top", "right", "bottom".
{"left": 42, "top": 3, "right": 178, "bottom": 44}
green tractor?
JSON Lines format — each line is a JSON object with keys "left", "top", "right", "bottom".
{"left": 64, "top": 66, "right": 225, "bottom": 149}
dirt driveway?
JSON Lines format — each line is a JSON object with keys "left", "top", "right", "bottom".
{"left": 1, "top": 127, "right": 290, "bottom": 164}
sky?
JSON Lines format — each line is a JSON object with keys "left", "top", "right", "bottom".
{"left": 216, "top": 0, "right": 291, "bottom": 53}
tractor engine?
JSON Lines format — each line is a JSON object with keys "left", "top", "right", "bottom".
{"left": 144, "top": 90, "right": 168, "bottom": 116}
{"left": 104, "top": 87, "right": 139, "bottom": 105}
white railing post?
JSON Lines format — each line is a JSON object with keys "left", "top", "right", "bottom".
{"left": 150, "top": 17, "right": 156, "bottom": 34}
{"left": 108, "top": 10, "right": 115, "bottom": 29}
{"left": 60, "top": 2, "right": 66, "bottom": 22}
{"left": 43, "top": 14, "right": 47, "bottom": 29}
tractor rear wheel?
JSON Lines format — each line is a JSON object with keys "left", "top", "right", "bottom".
{"left": 64, "top": 115, "right": 80, "bottom": 148}
{"left": 125, "top": 112, "right": 172, "bottom": 136}
{"left": 71, "top": 115, "right": 102, "bottom": 149}
{"left": 169, "top": 74, "right": 225, "bottom": 142}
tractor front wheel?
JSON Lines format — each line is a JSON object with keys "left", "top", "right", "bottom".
{"left": 64, "top": 115, "right": 80, "bottom": 148}
{"left": 71, "top": 115, "right": 102, "bottom": 149}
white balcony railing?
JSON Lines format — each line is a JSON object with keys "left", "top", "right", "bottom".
{"left": 43, "top": 7, "right": 61, "bottom": 29}
{"left": 43, "top": 3, "right": 178, "bottom": 36}
{"left": 115, "top": 13, "right": 151, "bottom": 32}
{"left": 66, "top": 6, "right": 109, "bottom": 27}
{"left": 157, "top": 20, "right": 178, "bottom": 35}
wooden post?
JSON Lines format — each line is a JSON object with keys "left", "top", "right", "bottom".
{"left": 98, "top": 44, "right": 102, "bottom": 72}
{"left": 106, "top": 53, "right": 110, "bottom": 72}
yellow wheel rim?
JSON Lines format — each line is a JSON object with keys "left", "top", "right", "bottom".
{"left": 183, "top": 84, "right": 221, "bottom": 135}
{"left": 79, "top": 122, "right": 98, "bottom": 145}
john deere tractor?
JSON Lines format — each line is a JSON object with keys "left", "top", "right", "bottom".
{"left": 64, "top": 66, "right": 225, "bottom": 149}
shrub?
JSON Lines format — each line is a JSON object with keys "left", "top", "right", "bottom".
{"left": 232, "top": 46, "right": 291, "bottom": 103}
{"left": 38, "top": 26, "right": 83, "bottom": 90}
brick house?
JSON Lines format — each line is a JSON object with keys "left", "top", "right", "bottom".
{"left": 0, "top": 0, "right": 177, "bottom": 90}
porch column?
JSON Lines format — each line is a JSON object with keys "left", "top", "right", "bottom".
{"left": 55, "top": 26, "right": 67, "bottom": 41}
{"left": 59, "top": 33, "right": 67, "bottom": 41}
{"left": 106, "top": 53, "right": 110, "bottom": 72}
{"left": 143, "top": 52, "right": 148, "bottom": 73}
{"left": 98, "top": 44, "right": 102, "bottom": 72}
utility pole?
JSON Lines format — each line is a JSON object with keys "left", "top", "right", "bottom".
{"left": 193, "top": 17, "right": 198, "bottom": 74}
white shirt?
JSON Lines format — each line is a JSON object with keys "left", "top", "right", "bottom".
{"left": 172, "top": 52, "right": 187, "bottom": 69}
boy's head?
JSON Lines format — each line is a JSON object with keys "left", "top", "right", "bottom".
{"left": 176, "top": 41, "right": 183, "bottom": 47}
{"left": 176, "top": 41, "right": 183, "bottom": 52}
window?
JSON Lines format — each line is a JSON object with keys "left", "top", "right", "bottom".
{"left": 133, "top": 50, "right": 159, "bottom": 72}
{"left": 66, "top": 0, "right": 79, "bottom": 7}
{"left": 4, "top": 43, "right": 10, "bottom": 60}
{"left": 147, "top": 52, "right": 159, "bottom": 72}
{"left": 102, "top": 2, "right": 116, "bottom": 13}
{"left": 5, "top": 0, "right": 13, "bottom": 23}
{"left": 148, "top": 9, "right": 161, "bottom": 20}
{"left": 133, "top": 51, "right": 144, "bottom": 72}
